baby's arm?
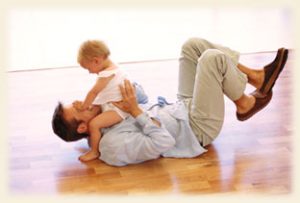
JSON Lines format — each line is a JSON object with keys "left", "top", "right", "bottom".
{"left": 78, "top": 110, "right": 123, "bottom": 162}
{"left": 75, "top": 74, "right": 115, "bottom": 111}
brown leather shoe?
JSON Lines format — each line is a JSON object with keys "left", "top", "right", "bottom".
{"left": 259, "top": 48, "right": 288, "bottom": 94}
{"left": 236, "top": 90, "right": 273, "bottom": 121}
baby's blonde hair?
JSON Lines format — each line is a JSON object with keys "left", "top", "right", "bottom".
{"left": 77, "top": 40, "right": 110, "bottom": 63}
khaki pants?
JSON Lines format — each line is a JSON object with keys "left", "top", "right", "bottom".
{"left": 177, "top": 38, "right": 248, "bottom": 146}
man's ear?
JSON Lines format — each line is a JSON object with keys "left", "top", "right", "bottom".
{"left": 77, "top": 122, "right": 88, "bottom": 134}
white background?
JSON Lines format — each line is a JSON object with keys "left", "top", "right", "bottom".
{"left": 7, "top": 7, "right": 292, "bottom": 71}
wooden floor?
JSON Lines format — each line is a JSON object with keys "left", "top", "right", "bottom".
{"left": 8, "top": 51, "right": 293, "bottom": 195}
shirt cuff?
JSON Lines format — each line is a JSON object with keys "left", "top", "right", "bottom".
{"left": 135, "top": 112, "right": 152, "bottom": 127}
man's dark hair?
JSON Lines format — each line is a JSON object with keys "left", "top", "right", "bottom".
{"left": 51, "top": 102, "right": 89, "bottom": 142}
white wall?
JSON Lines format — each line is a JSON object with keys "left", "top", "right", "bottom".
{"left": 7, "top": 7, "right": 292, "bottom": 71}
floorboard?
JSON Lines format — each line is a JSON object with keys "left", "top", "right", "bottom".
{"left": 7, "top": 51, "right": 293, "bottom": 195}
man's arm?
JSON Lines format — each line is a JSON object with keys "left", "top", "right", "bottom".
{"left": 97, "top": 80, "right": 176, "bottom": 166}
{"left": 99, "top": 111, "right": 176, "bottom": 166}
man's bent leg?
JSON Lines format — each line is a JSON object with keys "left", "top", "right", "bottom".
{"left": 188, "top": 49, "right": 247, "bottom": 146}
{"left": 178, "top": 37, "right": 240, "bottom": 100}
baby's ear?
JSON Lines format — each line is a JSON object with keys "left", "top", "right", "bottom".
{"left": 77, "top": 122, "right": 88, "bottom": 133}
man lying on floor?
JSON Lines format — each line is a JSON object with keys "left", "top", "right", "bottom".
{"left": 52, "top": 38, "right": 288, "bottom": 166}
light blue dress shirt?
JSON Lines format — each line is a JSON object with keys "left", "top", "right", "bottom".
{"left": 99, "top": 101, "right": 207, "bottom": 166}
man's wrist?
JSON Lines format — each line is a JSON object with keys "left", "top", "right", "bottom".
{"left": 130, "top": 107, "right": 143, "bottom": 118}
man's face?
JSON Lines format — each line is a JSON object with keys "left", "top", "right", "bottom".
{"left": 63, "top": 104, "right": 100, "bottom": 128}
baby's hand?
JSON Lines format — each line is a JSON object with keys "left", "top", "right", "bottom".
{"left": 72, "top": 100, "right": 85, "bottom": 111}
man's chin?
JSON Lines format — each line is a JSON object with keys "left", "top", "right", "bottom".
{"left": 83, "top": 106, "right": 101, "bottom": 121}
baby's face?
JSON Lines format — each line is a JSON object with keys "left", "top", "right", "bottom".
{"left": 80, "top": 61, "right": 99, "bottom": 73}
{"left": 80, "top": 57, "right": 104, "bottom": 74}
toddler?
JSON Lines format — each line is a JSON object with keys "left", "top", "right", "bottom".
{"left": 74, "top": 40, "right": 129, "bottom": 161}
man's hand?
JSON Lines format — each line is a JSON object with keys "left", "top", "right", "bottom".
{"left": 113, "top": 80, "right": 143, "bottom": 118}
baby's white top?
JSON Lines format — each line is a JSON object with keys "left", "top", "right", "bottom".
{"left": 92, "top": 68, "right": 127, "bottom": 105}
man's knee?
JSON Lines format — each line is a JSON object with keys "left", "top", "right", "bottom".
{"left": 197, "top": 49, "right": 227, "bottom": 74}
{"left": 198, "top": 49, "right": 225, "bottom": 64}
{"left": 181, "top": 37, "right": 206, "bottom": 52}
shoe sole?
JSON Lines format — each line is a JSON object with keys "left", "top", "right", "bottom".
{"left": 236, "top": 90, "right": 273, "bottom": 121}
{"left": 261, "top": 49, "right": 289, "bottom": 94}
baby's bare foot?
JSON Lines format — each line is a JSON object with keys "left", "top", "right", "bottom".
{"left": 79, "top": 150, "right": 100, "bottom": 162}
